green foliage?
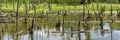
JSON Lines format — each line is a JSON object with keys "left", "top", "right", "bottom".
{"left": 1, "top": 0, "right": 120, "bottom": 5}
{"left": 1, "top": 3, "right": 120, "bottom": 15}
{"left": 106, "top": 0, "right": 119, "bottom": 3}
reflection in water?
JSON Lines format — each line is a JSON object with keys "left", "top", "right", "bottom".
{"left": 3, "top": 33, "right": 13, "bottom": 40}
{"left": 103, "top": 23, "right": 110, "bottom": 31}
{"left": 80, "top": 28, "right": 86, "bottom": 40}
{"left": 1, "top": 23, "right": 120, "bottom": 40}
{"left": 101, "top": 23, "right": 110, "bottom": 36}
{"left": 2, "top": 29, "right": 120, "bottom": 40}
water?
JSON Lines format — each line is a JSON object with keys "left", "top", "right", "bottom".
{"left": 0, "top": 12, "right": 120, "bottom": 40}
{"left": 0, "top": 0, "right": 120, "bottom": 40}
{"left": 1, "top": 23, "right": 120, "bottom": 40}
{"left": 2, "top": 30, "right": 120, "bottom": 40}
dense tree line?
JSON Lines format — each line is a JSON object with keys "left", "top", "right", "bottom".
{"left": 1, "top": 0, "right": 120, "bottom": 5}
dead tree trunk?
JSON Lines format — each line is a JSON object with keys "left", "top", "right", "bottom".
{"left": 36, "top": 0, "right": 39, "bottom": 5}
{"left": 48, "top": 1, "right": 52, "bottom": 11}
{"left": 33, "top": 4, "right": 37, "bottom": 28}
{"left": 31, "top": 0, "right": 34, "bottom": 10}
{"left": 83, "top": 4, "right": 85, "bottom": 21}
{"left": 29, "top": 0, "right": 31, "bottom": 10}
{"left": 99, "top": 12, "right": 103, "bottom": 30}
{"left": 0, "top": 24, "right": 4, "bottom": 40}
{"left": 74, "top": 0, "right": 76, "bottom": 9}
{"left": 30, "top": 19, "right": 34, "bottom": 40}
{"left": 62, "top": 12, "right": 64, "bottom": 36}
{"left": 56, "top": 11, "right": 61, "bottom": 32}
{"left": 12, "top": 0, "right": 15, "bottom": 10}
{"left": 110, "top": 0, "right": 113, "bottom": 16}
{"left": 62, "top": 11, "right": 66, "bottom": 36}
{"left": 40, "top": 0, "right": 42, "bottom": 3}
{"left": 117, "top": 10, "right": 120, "bottom": 20}
{"left": 97, "top": 0, "right": 99, "bottom": 11}
{"left": 5, "top": 23, "right": 9, "bottom": 40}
{"left": 24, "top": 1, "right": 28, "bottom": 26}
{"left": 78, "top": 20, "right": 81, "bottom": 40}
{"left": 0, "top": 28, "right": 2, "bottom": 40}
{"left": 15, "top": 0, "right": 20, "bottom": 40}
{"left": 6, "top": 0, "right": 8, "bottom": 8}
{"left": 99, "top": 7, "right": 104, "bottom": 36}
{"left": 110, "top": 0, "right": 113, "bottom": 40}
{"left": 110, "top": 0, "right": 113, "bottom": 23}
{"left": 29, "top": 4, "right": 36, "bottom": 40}
{"left": 0, "top": 0, "right": 2, "bottom": 14}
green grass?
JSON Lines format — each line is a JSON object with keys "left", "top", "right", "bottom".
{"left": 1, "top": 3, "right": 120, "bottom": 15}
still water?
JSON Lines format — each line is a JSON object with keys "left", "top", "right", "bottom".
{"left": 2, "top": 29, "right": 120, "bottom": 40}
{"left": 1, "top": 23, "right": 120, "bottom": 40}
